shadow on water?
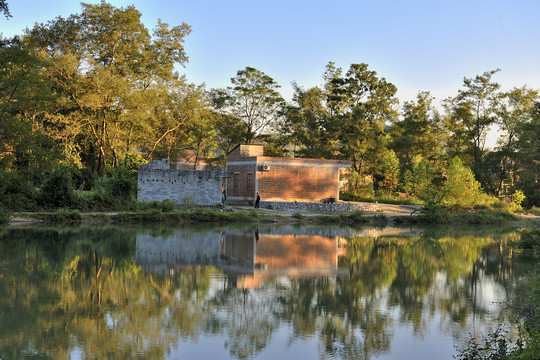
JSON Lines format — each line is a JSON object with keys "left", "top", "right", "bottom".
{"left": 0, "top": 223, "right": 536, "bottom": 360}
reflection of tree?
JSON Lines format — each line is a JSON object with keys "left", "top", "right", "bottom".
{"left": 0, "top": 225, "right": 534, "bottom": 360}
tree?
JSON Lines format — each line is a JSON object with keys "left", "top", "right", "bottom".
{"left": 25, "top": 1, "right": 191, "bottom": 176}
{"left": 376, "top": 149, "right": 400, "bottom": 194}
{"left": 443, "top": 157, "right": 487, "bottom": 209}
{"left": 443, "top": 70, "right": 502, "bottom": 186}
{"left": 0, "top": 0, "right": 10, "bottom": 18}
{"left": 485, "top": 86, "right": 539, "bottom": 196}
{"left": 411, "top": 159, "right": 436, "bottom": 200}
{"left": 210, "top": 66, "right": 284, "bottom": 144}
{"left": 389, "top": 91, "right": 444, "bottom": 171}
{"left": 514, "top": 103, "right": 540, "bottom": 206}
{"left": 325, "top": 63, "right": 399, "bottom": 175}
{"left": 280, "top": 83, "right": 337, "bottom": 158}
{"left": 0, "top": 36, "right": 60, "bottom": 181}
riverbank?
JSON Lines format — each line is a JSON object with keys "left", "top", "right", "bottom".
{"left": 7, "top": 202, "right": 539, "bottom": 227}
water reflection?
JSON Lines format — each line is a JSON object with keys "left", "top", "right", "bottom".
{"left": 0, "top": 224, "right": 534, "bottom": 360}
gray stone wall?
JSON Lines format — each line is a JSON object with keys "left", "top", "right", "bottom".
{"left": 259, "top": 201, "right": 382, "bottom": 213}
{"left": 138, "top": 159, "right": 233, "bottom": 206}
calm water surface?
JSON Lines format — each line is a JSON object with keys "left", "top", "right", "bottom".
{"left": 0, "top": 224, "right": 535, "bottom": 360}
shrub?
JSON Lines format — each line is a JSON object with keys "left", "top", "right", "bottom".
{"left": 39, "top": 166, "right": 75, "bottom": 209}
{"left": 443, "top": 157, "right": 487, "bottom": 210}
{"left": 512, "top": 190, "right": 526, "bottom": 207}
{"left": 454, "top": 328, "right": 514, "bottom": 360}
{"left": 0, "top": 206, "right": 10, "bottom": 224}
{"left": 0, "top": 169, "right": 37, "bottom": 211}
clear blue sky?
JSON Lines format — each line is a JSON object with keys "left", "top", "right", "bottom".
{"left": 2, "top": 0, "right": 540, "bottom": 106}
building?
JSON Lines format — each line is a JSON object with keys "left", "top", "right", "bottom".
{"left": 226, "top": 144, "right": 351, "bottom": 204}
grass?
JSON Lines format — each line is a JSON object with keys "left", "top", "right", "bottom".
{"left": 394, "top": 207, "right": 517, "bottom": 225}
{"left": 341, "top": 192, "right": 423, "bottom": 206}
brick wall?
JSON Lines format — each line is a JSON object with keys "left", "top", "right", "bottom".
{"left": 226, "top": 145, "right": 351, "bottom": 203}
{"left": 256, "top": 160, "right": 340, "bottom": 202}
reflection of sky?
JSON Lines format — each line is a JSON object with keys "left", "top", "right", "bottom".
{"left": 170, "top": 328, "right": 321, "bottom": 360}
{"left": 165, "top": 266, "right": 515, "bottom": 359}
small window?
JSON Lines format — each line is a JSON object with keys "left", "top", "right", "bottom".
{"left": 247, "top": 172, "right": 253, "bottom": 189}
{"left": 233, "top": 173, "right": 239, "bottom": 189}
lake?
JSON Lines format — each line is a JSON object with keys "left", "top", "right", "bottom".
{"left": 0, "top": 224, "right": 535, "bottom": 359}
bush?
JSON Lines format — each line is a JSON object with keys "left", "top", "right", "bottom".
{"left": 454, "top": 328, "right": 514, "bottom": 360}
{"left": 0, "top": 169, "right": 38, "bottom": 211}
{"left": 0, "top": 206, "right": 10, "bottom": 224}
{"left": 134, "top": 199, "right": 177, "bottom": 212}
{"left": 512, "top": 190, "right": 526, "bottom": 207}
{"left": 39, "top": 166, "right": 75, "bottom": 209}
{"left": 88, "top": 166, "right": 138, "bottom": 210}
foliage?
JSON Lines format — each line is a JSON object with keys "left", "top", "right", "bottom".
{"left": 134, "top": 199, "right": 176, "bottom": 212}
{"left": 512, "top": 190, "right": 526, "bottom": 207}
{"left": 454, "top": 328, "right": 515, "bottom": 360}
{"left": 376, "top": 149, "right": 400, "bottom": 194}
{"left": 211, "top": 66, "right": 284, "bottom": 144}
{"left": 389, "top": 91, "right": 444, "bottom": 171}
{"left": 24, "top": 2, "right": 191, "bottom": 175}
{"left": 0, "top": 206, "right": 10, "bottom": 224}
{"left": 38, "top": 165, "right": 76, "bottom": 209}
{"left": 0, "top": 169, "right": 37, "bottom": 211}
{"left": 515, "top": 226, "right": 540, "bottom": 250}
{"left": 443, "top": 157, "right": 489, "bottom": 210}
{"left": 443, "top": 69, "right": 502, "bottom": 187}
{"left": 514, "top": 103, "right": 540, "bottom": 207}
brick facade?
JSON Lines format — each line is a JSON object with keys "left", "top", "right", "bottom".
{"left": 226, "top": 145, "right": 351, "bottom": 203}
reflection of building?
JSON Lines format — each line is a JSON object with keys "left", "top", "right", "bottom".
{"left": 226, "top": 144, "right": 351, "bottom": 204}
{"left": 135, "top": 227, "right": 348, "bottom": 286}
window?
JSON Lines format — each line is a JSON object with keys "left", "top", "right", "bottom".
{"left": 233, "top": 173, "right": 239, "bottom": 189}
{"left": 247, "top": 172, "right": 253, "bottom": 189}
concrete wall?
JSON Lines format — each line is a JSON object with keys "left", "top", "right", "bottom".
{"left": 137, "top": 159, "right": 233, "bottom": 206}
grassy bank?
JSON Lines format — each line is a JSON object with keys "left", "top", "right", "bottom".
{"left": 394, "top": 206, "right": 518, "bottom": 225}
{"left": 10, "top": 206, "right": 389, "bottom": 226}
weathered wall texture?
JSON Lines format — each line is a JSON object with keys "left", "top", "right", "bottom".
{"left": 137, "top": 159, "right": 233, "bottom": 206}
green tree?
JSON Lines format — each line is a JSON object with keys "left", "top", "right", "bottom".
{"left": 281, "top": 83, "right": 337, "bottom": 158}
{"left": 514, "top": 103, "right": 540, "bottom": 206}
{"left": 0, "top": 0, "right": 10, "bottom": 18}
{"left": 443, "top": 70, "right": 502, "bottom": 186}
{"left": 389, "top": 91, "right": 444, "bottom": 171}
{"left": 0, "top": 36, "right": 61, "bottom": 182}
{"left": 326, "top": 63, "right": 399, "bottom": 175}
{"left": 411, "top": 158, "right": 437, "bottom": 200}
{"left": 485, "top": 87, "right": 539, "bottom": 196}
{"left": 443, "top": 156, "right": 487, "bottom": 209}
{"left": 211, "top": 66, "right": 284, "bottom": 144}
{"left": 376, "top": 149, "right": 400, "bottom": 194}
{"left": 25, "top": 1, "right": 191, "bottom": 176}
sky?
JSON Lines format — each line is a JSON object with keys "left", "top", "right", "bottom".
{"left": 2, "top": 0, "right": 540, "bottom": 107}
